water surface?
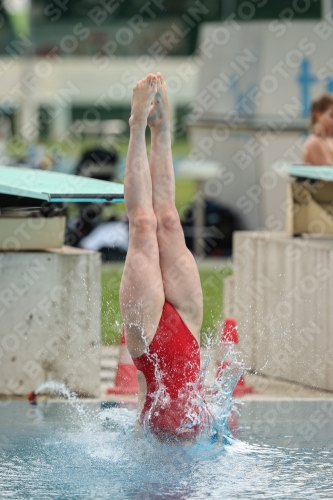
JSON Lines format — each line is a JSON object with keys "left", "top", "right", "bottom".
{"left": 1, "top": 400, "right": 332, "bottom": 499}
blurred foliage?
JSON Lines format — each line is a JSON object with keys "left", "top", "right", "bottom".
{"left": 0, "top": 0, "right": 321, "bottom": 57}
{"left": 30, "top": 0, "right": 321, "bottom": 21}
{"left": 32, "top": 0, "right": 221, "bottom": 20}
{"left": 235, "top": 0, "right": 320, "bottom": 19}
{"left": 101, "top": 264, "right": 233, "bottom": 346}
{"left": 0, "top": 0, "right": 322, "bottom": 59}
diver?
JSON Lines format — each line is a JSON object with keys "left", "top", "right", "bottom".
{"left": 119, "top": 73, "right": 212, "bottom": 442}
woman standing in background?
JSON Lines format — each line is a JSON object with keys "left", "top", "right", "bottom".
{"left": 303, "top": 94, "right": 333, "bottom": 165}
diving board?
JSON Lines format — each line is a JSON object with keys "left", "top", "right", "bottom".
{"left": 0, "top": 166, "right": 124, "bottom": 203}
{"left": 288, "top": 165, "right": 333, "bottom": 182}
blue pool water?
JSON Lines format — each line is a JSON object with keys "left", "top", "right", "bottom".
{"left": 1, "top": 399, "right": 332, "bottom": 499}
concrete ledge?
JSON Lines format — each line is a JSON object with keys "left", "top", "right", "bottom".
{"left": 0, "top": 247, "right": 101, "bottom": 397}
{"left": 227, "top": 231, "right": 333, "bottom": 392}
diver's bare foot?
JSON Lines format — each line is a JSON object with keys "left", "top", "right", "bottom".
{"left": 147, "top": 72, "right": 170, "bottom": 131}
{"left": 129, "top": 74, "right": 157, "bottom": 129}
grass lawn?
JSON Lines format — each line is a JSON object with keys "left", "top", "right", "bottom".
{"left": 101, "top": 265, "right": 233, "bottom": 346}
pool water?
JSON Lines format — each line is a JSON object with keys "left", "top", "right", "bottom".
{"left": 1, "top": 400, "right": 332, "bottom": 499}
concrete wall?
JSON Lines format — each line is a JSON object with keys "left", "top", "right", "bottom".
{"left": 189, "top": 124, "right": 298, "bottom": 230}
{"left": 227, "top": 232, "right": 333, "bottom": 391}
{"left": 0, "top": 247, "right": 101, "bottom": 397}
{"left": 189, "top": 20, "right": 333, "bottom": 231}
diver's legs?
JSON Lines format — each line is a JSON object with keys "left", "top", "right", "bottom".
{"left": 120, "top": 74, "right": 165, "bottom": 358}
{"left": 148, "top": 73, "right": 203, "bottom": 342}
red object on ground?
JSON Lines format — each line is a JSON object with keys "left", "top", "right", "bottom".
{"left": 232, "top": 374, "right": 256, "bottom": 396}
{"left": 106, "top": 327, "right": 139, "bottom": 395}
{"left": 27, "top": 390, "right": 37, "bottom": 405}
{"left": 222, "top": 318, "right": 238, "bottom": 343}
{"left": 217, "top": 318, "right": 256, "bottom": 397}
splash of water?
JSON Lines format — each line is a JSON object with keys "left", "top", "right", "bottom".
{"left": 35, "top": 381, "right": 76, "bottom": 400}
{"left": 33, "top": 341, "right": 243, "bottom": 445}
{"left": 139, "top": 340, "right": 244, "bottom": 443}
{"left": 33, "top": 381, "right": 94, "bottom": 427}
{"left": 209, "top": 342, "right": 244, "bottom": 431}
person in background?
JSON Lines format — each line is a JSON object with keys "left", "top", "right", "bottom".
{"left": 303, "top": 94, "right": 333, "bottom": 165}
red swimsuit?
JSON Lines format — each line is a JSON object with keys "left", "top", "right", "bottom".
{"left": 132, "top": 301, "right": 210, "bottom": 440}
